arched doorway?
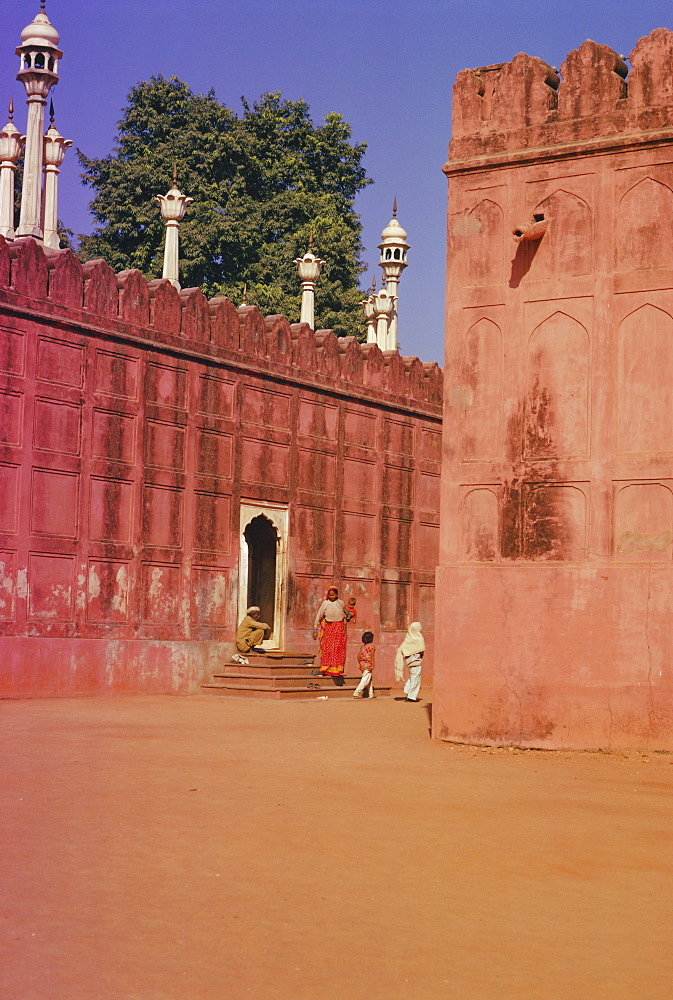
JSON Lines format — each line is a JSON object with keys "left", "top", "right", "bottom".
{"left": 244, "top": 515, "right": 277, "bottom": 633}
{"left": 238, "top": 503, "right": 288, "bottom": 649}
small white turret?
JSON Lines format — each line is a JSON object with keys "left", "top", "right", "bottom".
{"left": 361, "top": 277, "right": 377, "bottom": 344}
{"left": 15, "top": 2, "right": 62, "bottom": 240}
{"left": 377, "top": 199, "right": 409, "bottom": 350}
{"left": 156, "top": 166, "right": 193, "bottom": 290}
{"left": 42, "top": 101, "right": 71, "bottom": 249}
{"left": 373, "top": 283, "right": 395, "bottom": 351}
{"left": 0, "top": 99, "right": 25, "bottom": 239}
{"left": 294, "top": 238, "right": 325, "bottom": 330}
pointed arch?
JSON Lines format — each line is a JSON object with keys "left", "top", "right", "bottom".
{"left": 238, "top": 503, "right": 288, "bottom": 649}
{"left": 461, "top": 316, "right": 502, "bottom": 462}
{"left": 531, "top": 189, "right": 593, "bottom": 278}
{"left": 523, "top": 484, "right": 587, "bottom": 561}
{"left": 618, "top": 177, "right": 673, "bottom": 271}
{"left": 461, "top": 488, "right": 500, "bottom": 561}
{"left": 617, "top": 303, "right": 673, "bottom": 454}
{"left": 525, "top": 311, "right": 590, "bottom": 459}
{"left": 461, "top": 198, "right": 504, "bottom": 287}
{"left": 615, "top": 482, "right": 673, "bottom": 561}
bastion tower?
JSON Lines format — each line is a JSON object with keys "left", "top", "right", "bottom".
{"left": 434, "top": 30, "right": 673, "bottom": 750}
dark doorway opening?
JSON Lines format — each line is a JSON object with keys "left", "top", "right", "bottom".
{"left": 244, "top": 515, "right": 277, "bottom": 634}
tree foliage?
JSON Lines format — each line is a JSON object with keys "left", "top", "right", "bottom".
{"left": 77, "top": 77, "right": 372, "bottom": 337}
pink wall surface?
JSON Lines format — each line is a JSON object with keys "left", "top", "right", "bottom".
{"left": 434, "top": 29, "right": 673, "bottom": 750}
{"left": 0, "top": 236, "right": 442, "bottom": 696}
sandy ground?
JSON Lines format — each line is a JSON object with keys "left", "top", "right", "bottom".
{"left": 1, "top": 692, "right": 672, "bottom": 1000}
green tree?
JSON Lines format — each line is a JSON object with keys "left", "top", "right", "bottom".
{"left": 77, "top": 77, "right": 371, "bottom": 337}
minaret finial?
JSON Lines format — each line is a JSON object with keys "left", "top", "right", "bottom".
{"left": 242, "top": 283, "right": 247, "bottom": 305}
{"left": 8, "top": 97, "right": 14, "bottom": 121}
{"left": 392, "top": 196, "right": 397, "bottom": 217}
{"left": 49, "top": 99, "right": 55, "bottom": 125}
{"left": 172, "top": 161, "right": 177, "bottom": 186}
{"left": 15, "top": 0, "right": 62, "bottom": 241}
{"left": 370, "top": 275, "right": 376, "bottom": 292}
{"left": 294, "top": 242, "right": 325, "bottom": 329}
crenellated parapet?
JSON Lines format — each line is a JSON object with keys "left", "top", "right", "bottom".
{"left": 0, "top": 235, "right": 442, "bottom": 410}
{"left": 448, "top": 28, "right": 673, "bottom": 168}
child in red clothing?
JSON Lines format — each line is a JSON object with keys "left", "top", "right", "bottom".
{"left": 353, "top": 631, "right": 375, "bottom": 699}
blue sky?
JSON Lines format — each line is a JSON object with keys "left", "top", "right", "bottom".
{"left": 1, "top": 0, "right": 672, "bottom": 364}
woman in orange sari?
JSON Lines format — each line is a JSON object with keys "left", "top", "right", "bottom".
{"left": 312, "top": 587, "right": 351, "bottom": 677}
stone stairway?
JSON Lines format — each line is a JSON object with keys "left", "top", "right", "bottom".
{"left": 201, "top": 649, "right": 388, "bottom": 700}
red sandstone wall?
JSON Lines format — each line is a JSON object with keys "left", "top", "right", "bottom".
{"left": 0, "top": 236, "right": 442, "bottom": 696}
{"left": 435, "top": 29, "right": 673, "bottom": 750}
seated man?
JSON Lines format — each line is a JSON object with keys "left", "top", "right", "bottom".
{"left": 235, "top": 606, "right": 270, "bottom": 655}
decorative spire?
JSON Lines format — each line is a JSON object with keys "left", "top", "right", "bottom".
{"left": 372, "top": 283, "right": 395, "bottom": 351}
{"left": 0, "top": 97, "right": 25, "bottom": 240}
{"left": 361, "top": 278, "right": 378, "bottom": 345}
{"left": 241, "top": 283, "right": 247, "bottom": 305}
{"left": 156, "top": 172, "right": 193, "bottom": 289}
{"left": 294, "top": 240, "right": 325, "bottom": 330}
{"left": 42, "top": 107, "right": 72, "bottom": 249}
{"left": 15, "top": 0, "right": 62, "bottom": 239}
{"left": 377, "top": 202, "right": 409, "bottom": 351}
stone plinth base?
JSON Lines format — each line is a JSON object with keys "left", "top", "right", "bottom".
{"left": 432, "top": 564, "right": 673, "bottom": 751}
{"left": 0, "top": 638, "right": 234, "bottom": 698}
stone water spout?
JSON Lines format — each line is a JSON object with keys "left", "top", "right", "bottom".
{"left": 512, "top": 213, "right": 548, "bottom": 243}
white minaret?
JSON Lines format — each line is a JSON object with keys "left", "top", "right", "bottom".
{"left": 42, "top": 101, "right": 72, "bottom": 249}
{"left": 0, "top": 99, "right": 25, "bottom": 240}
{"left": 373, "top": 283, "right": 394, "bottom": 350}
{"left": 15, "top": 2, "right": 62, "bottom": 240}
{"left": 377, "top": 199, "right": 409, "bottom": 351}
{"left": 156, "top": 166, "right": 193, "bottom": 290}
{"left": 294, "top": 239, "right": 325, "bottom": 330}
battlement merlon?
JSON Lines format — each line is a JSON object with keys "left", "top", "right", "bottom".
{"left": 0, "top": 235, "right": 442, "bottom": 414}
{"left": 445, "top": 28, "right": 673, "bottom": 174}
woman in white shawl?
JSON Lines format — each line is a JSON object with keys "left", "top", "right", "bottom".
{"left": 394, "top": 622, "right": 425, "bottom": 702}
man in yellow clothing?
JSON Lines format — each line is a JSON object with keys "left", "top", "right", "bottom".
{"left": 235, "top": 606, "right": 269, "bottom": 655}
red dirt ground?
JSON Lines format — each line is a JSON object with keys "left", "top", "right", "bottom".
{"left": 1, "top": 692, "right": 672, "bottom": 1000}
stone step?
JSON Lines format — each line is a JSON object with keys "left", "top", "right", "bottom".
{"left": 199, "top": 647, "right": 385, "bottom": 700}
{"left": 211, "top": 671, "right": 360, "bottom": 690}
{"left": 246, "top": 650, "right": 315, "bottom": 661}
{"left": 217, "top": 662, "right": 318, "bottom": 678}
{"left": 200, "top": 681, "right": 386, "bottom": 701}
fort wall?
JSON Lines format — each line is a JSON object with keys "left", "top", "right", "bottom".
{"left": 0, "top": 236, "right": 442, "bottom": 696}
{"left": 435, "top": 29, "right": 673, "bottom": 749}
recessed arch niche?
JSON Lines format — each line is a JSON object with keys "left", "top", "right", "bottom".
{"left": 523, "top": 484, "right": 587, "bottom": 561}
{"left": 524, "top": 311, "right": 590, "bottom": 460}
{"left": 617, "top": 304, "right": 673, "bottom": 455}
{"left": 456, "top": 198, "right": 504, "bottom": 287}
{"left": 238, "top": 502, "right": 288, "bottom": 649}
{"left": 618, "top": 177, "right": 673, "bottom": 271}
{"left": 461, "top": 317, "right": 502, "bottom": 463}
{"left": 461, "top": 488, "right": 500, "bottom": 561}
{"left": 615, "top": 483, "right": 673, "bottom": 561}
{"left": 531, "top": 189, "right": 593, "bottom": 279}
